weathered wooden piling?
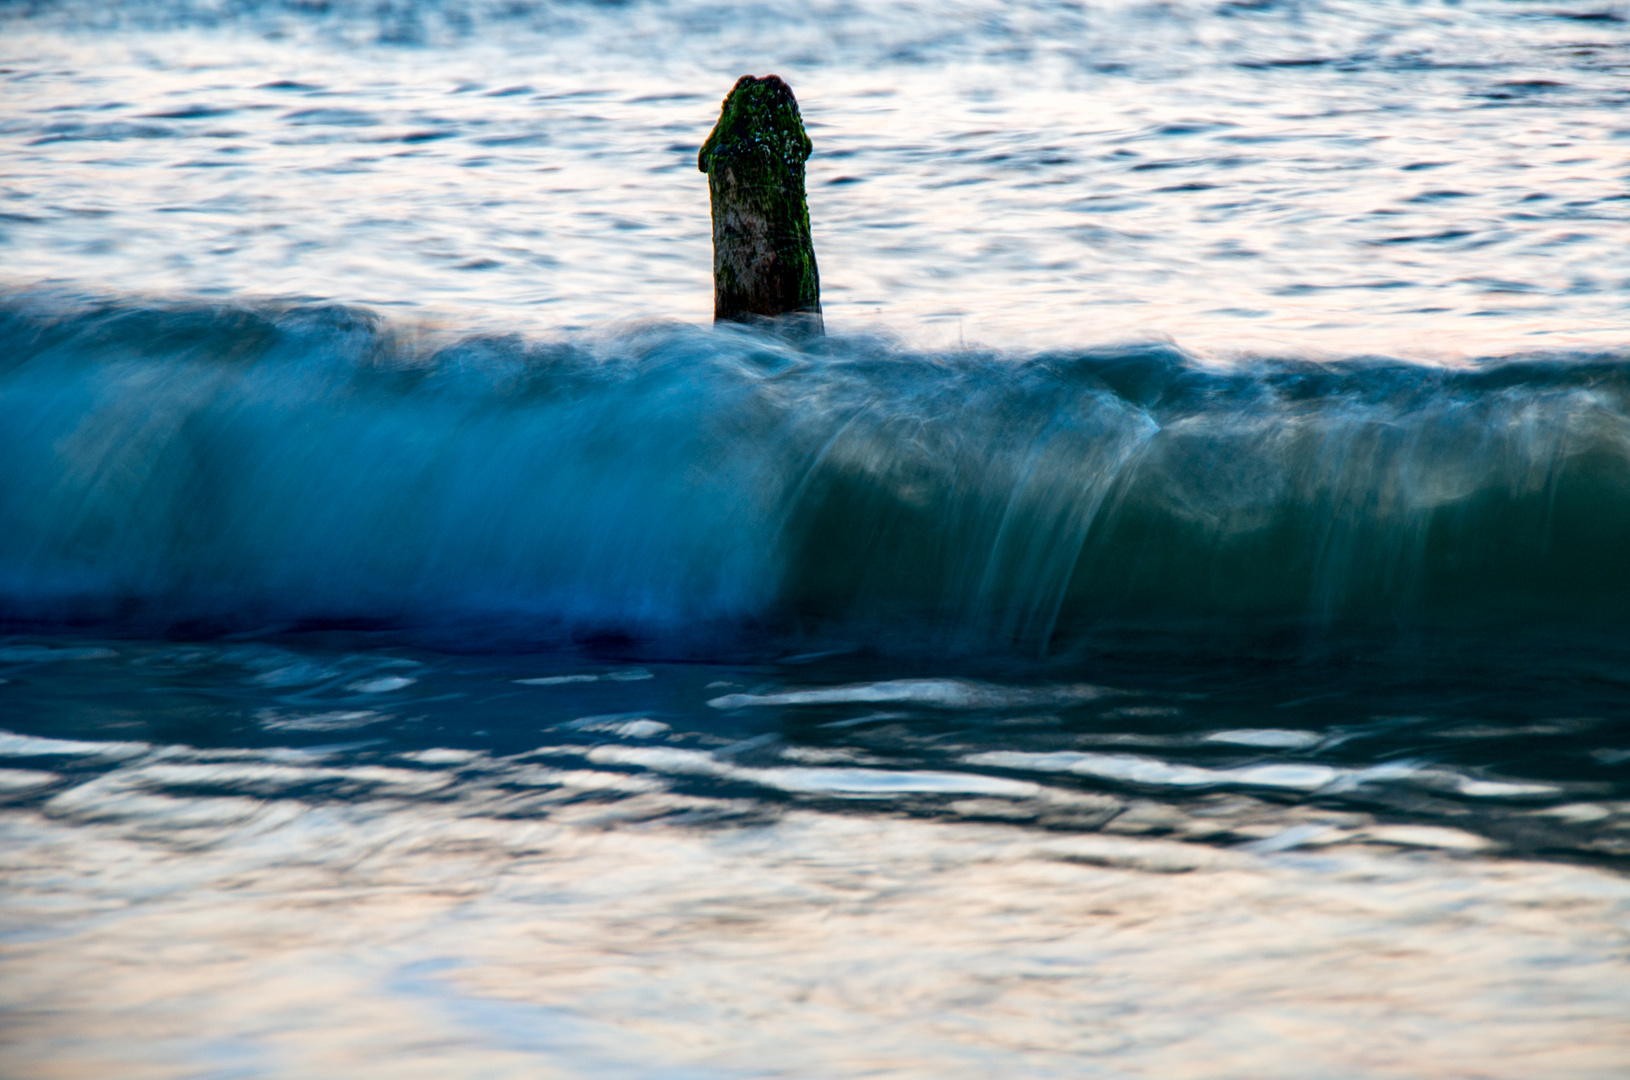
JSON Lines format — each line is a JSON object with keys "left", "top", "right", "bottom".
{"left": 698, "top": 75, "right": 823, "bottom": 333}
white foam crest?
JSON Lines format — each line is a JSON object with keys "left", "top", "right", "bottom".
{"left": 1454, "top": 779, "right": 1558, "bottom": 798}
{"left": 708, "top": 679, "right": 1111, "bottom": 710}
{"left": 587, "top": 745, "right": 1040, "bottom": 799}
{"left": 1361, "top": 826, "right": 1492, "bottom": 852}
{"left": 345, "top": 675, "right": 416, "bottom": 694}
{"left": 566, "top": 717, "right": 671, "bottom": 738}
{"left": 397, "top": 749, "right": 486, "bottom": 766}
{"left": 0, "top": 768, "right": 60, "bottom": 791}
{"left": 966, "top": 750, "right": 1566, "bottom": 801}
{"left": 0, "top": 731, "right": 150, "bottom": 760}
{"left": 1203, "top": 729, "right": 1322, "bottom": 749}
{"left": 256, "top": 709, "right": 388, "bottom": 733}
{"left": 121, "top": 761, "right": 455, "bottom": 796}
{"left": 967, "top": 750, "right": 1354, "bottom": 792}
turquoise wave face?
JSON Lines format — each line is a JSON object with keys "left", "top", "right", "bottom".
{"left": 4, "top": 294, "right": 1630, "bottom": 654}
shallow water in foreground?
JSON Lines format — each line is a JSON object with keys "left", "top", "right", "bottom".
{"left": 2, "top": 638, "right": 1628, "bottom": 1077}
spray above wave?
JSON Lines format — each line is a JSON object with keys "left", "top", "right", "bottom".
{"left": 3, "top": 294, "right": 1630, "bottom": 654}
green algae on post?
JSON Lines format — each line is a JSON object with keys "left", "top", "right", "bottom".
{"left": 698, "top": 75, "right": 823, "bottom": 333}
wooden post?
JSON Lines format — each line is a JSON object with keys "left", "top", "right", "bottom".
{"left": 698, "top": 75, "right": 823, "bottom": 333}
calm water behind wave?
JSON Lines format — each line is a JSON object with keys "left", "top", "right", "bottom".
{"left": 3, "top": 0, "right": 1629, "bottom": 352}
{"left": 3, "top": 2, "right": 1630, "bottom": 1077}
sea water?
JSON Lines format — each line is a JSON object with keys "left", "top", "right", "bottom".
{"left": 1, "top": 2, "right": 1628, "bottom": 1077}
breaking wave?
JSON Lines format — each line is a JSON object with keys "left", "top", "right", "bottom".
{"left": 4, "top": 293, "right": 1630, "bottom": 654}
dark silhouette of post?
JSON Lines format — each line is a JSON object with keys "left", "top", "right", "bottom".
{"left": 698, "top": 75, "right": 823, "bottom": 333}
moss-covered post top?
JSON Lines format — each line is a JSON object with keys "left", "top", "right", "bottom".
{"left": 698, "top": 75, "right": 813, "bottom": 175}
{"left": 698, "top": 75, "right": 823, "bottom": 333}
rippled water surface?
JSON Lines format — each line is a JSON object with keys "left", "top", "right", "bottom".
{"left": 4, "top": 0, "right": 1630, "bottom": 351}
{"left": 2, "top": 2, "right": 1630, "bottom": 1077}
{"left": 2, "top": 640, "right": 1628, "bottom": 1077}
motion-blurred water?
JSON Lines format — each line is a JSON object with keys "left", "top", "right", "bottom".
{"left": 2, "top": 2, "right": 1628, "bottom": 1078}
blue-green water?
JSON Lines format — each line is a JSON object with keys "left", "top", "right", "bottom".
{"left": 2, "top": 1, "right": 1629, "bottom": 1076}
